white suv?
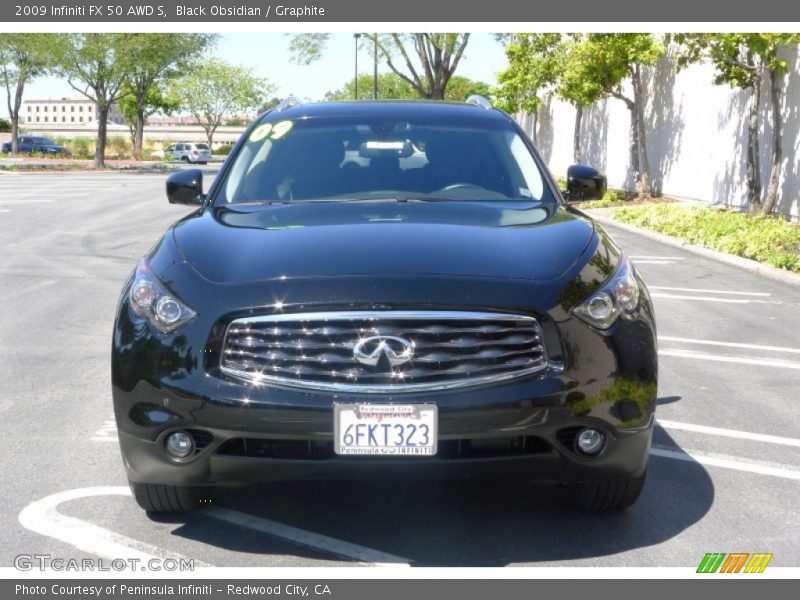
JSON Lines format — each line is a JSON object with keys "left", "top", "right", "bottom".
{"left": 165, "top": 142, "right": 212, "bottom": 164}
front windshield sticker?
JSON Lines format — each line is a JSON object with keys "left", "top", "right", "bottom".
{"left": 248, "top": 120, "right": 294, "bottom": 143}
{"left": 366, "top": 141, "right": 405, "bottom": 150}
{"left": 249, "top": 123, "right": 272, "bottom": 142}
{"left": 270, "top": 120, "right": 294, "bottom": 140}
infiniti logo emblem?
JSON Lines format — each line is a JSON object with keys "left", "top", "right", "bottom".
{"left": 353, "top": 336, "right": 415, "bottom": 368}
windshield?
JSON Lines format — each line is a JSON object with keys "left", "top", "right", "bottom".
{"left": 215, "top": 113, "right": 552, "bottom": 204}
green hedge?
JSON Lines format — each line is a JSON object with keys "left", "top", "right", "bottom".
{"left": 612, "top": 204, "right": 800, "bottom": 272}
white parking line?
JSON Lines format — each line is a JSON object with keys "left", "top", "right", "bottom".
{"left": 18, "top": 487, "right": 213, "bottom": 566}
{"left": 203, "top": 507, "right": 411, "bottom": 567}
{"left": 19, "top": 487, "right": 410, "bottom": 567}
{"left": 651, "top": 446, "right": 800, "bottom": 481}
{"left": 649, "top": 286, "right": 770, "bottom": 297}
{"left": 630, "top": 260, "right": 676, "bottom": 265}
{"left": 649, "top": 293, "right": 750, "bottom": 303}
{"left": 658, "top": 348, "right": 800, "bottom": 369}
{"left": 658, "top": 336, "right": 800, "bottom": 355}
{"left": 658, "top": 419, "right": 800, "bottom": 448}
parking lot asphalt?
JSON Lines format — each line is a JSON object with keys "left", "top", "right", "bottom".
{"left": 1, "top": 170, "right": 798, "bottom": 569}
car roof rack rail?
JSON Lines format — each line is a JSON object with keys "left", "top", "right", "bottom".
{"left": 275, "top": 96, "right": 302, "bottom": 112}
{"left": 465, "top": 95, "right": 493, "bottom": 110}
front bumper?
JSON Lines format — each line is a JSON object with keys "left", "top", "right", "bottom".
{"left": 118, "top": 425, "right": 653, "bottom": 486}
{"left": 113, "top": 310, "right": 657, "bottom": 488}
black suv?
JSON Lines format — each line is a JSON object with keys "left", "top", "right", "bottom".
{"left": 112, "top": 98, "right": 657, "bottom": 513}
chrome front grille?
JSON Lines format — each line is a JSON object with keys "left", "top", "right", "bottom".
{"left": 220, "top": 311, "right": 548, "bottom": 392}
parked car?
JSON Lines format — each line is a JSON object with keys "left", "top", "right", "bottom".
{"left": 113, "top": 98, "right": 657, "bottom": 513}
{"left": 2, "top": 136, "right": 71, "bottom": 156}
{"left": 163, "top": 141, "right": 212, "bottom": 164}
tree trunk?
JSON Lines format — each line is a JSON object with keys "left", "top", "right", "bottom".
{"left": 762, "top": 67, "right": 783, "bottom": 216}
{"left": 532, "top": 111, "right": 538, "bottom": 147}
{"left": 133, "top": 107, "right": 145, "bottom": 160}
{"left": 10, "top": 79, "right": 25, "bottom": 154}
{"left": 746, "top": 72, "right": 763, "bottom": 215}
{"left": 627, "top": 105, "right": 640, "bottom": 189}
{"left": 632, "top": 66, "right": 651, "bottom": 198}
{"left": 11, "top": 118, "right": 19, "bottom": 155}
{"left": 206, "top": 125, "right": 215, "bottom": 149}
{"left": 95, "top": 104, "right": 108, "bottom": 169}
{"left": 573, "top": 105, "right": 583, "bottom": 164}
{"left": 430, "top": 79, "right": 445, "bottom": 100}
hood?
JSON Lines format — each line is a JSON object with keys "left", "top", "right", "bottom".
{"left": 172, "top": 201, "right": 594, "bottom": 284}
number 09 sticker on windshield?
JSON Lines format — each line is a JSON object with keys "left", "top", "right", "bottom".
{"left": 249, "top": 120, "right": 294, "bottom": 142}
{"left": 334, "top": 404, "right": 438, "bottom": 456}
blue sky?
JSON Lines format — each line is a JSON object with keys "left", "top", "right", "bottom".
{"left": 11, "top": 33, "right": 507, "bottom": 116}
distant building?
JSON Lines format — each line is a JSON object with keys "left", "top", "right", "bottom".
{"left": 146, "top": 113, "right": 254, "bottom": 126}
{"left": 22, "top": 98, "right": 124, "bottom": 125}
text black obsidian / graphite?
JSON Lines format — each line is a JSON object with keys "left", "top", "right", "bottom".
{"left": 174, "top": 5, "right": 327, "bottom": 18}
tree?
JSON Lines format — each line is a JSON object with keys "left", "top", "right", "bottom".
{"left": 290, "top": 33, "right": 470, "bottom": 99}
{"left": 558, "top": 37, "right": 610, "bottom": 163}
{"left": 565, "top": 34, "right": 664, "bottom": 198}
{"left": 495, "top": 34, "right": 568, "bottom": 150}
{"left": 259, "top": 97, "right": 281, "bottom": 113}
{"left": 119, "top": 82, "right": 180, "bottom": 148}
{"left": 172, "top": 59, "right": 272, "bottom": 147}
{"left": 122, "top": 33, "right": 214, "bottom": 159}
{"left": 288, "top": 33, "right": 330, "bottom": 65}
{"left": 0, "top": 34, "right": 57, "bottom": 154}
{"left": 673, "top": 34, "right": 800, "bottom": 216}
{"left": 495, "top": 34, "right": 563, "bottom": 114}
{"left": 56, "top": 33, "right": 134, "bottom": 168}
{"left": 444, "top": 76, "right": 491, "bottom": 102}
{"left": 495, "top": 34, "right": 606, "bottom": 161}
{"left": 325, "top": 72, "right": 418, "bottom": 101}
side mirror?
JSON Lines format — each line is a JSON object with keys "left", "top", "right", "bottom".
{"left": 565, "top": 164, "right": 607, "bottom": 202}
{"left": 166, "top": 169, "right": 205, "bottom": 205}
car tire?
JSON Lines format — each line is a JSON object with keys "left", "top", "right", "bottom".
{"left": 562, "top": 470, "right": 647, "bottom": 511}
{"left": 181, "top": 156, "right": 189, "bottom": 163}
{"left": 130, "top": 482, "right": 211, "bottom": 513}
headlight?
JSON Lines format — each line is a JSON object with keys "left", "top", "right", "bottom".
{"left": 572, "top": 255, "right": 640, "bottom": 329}
{"left": 129, "top": 260, "right": 196, "bottom": 333}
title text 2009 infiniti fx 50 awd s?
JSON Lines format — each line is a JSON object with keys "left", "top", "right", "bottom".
{"left": 112, "top": 98, "right": 657, "bottom": 513}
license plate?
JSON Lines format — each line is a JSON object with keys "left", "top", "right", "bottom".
{"left": 334, "top": 404, "right": 438, "bottom": 456}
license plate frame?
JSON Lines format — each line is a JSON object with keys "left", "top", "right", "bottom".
{"left": 333, "top": 403, "right": 438, "bottom": 456}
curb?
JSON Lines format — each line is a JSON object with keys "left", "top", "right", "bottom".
{"left": 585, "top": 209, "right": 800, "bottom": 289}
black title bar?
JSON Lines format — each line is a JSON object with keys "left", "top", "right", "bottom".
{"left": 3, "top": 0, "right": 800, "bottom": 22}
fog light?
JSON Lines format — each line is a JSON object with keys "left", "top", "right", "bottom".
{"left": 576, "top": 428, "right": 605, "bottom": 456}
{"left": 166, "top": 431, "right": 194, "bottom": 458}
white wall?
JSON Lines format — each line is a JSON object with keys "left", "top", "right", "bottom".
{"left": 517, "top": 47, "right": 800, "bottom": 219}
